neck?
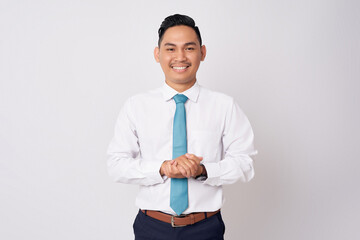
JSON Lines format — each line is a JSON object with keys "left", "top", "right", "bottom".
{"left": 165, "top": 79, "right": 196, "bottom": 93}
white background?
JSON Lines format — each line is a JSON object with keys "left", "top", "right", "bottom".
{"left": 1, "top": 0, "right": 359, "bottom": 239}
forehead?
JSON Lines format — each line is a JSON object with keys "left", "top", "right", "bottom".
{"left": 161, "top": 25, "right": 199, "bottom": 45}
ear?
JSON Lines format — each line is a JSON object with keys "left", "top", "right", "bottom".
{"left": 154, "top": 47, "right": 160, "bottom": 62}
{"left": 200, "top": 45, "right": 207, "bottom": 61}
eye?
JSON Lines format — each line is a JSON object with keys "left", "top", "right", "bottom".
{"left": 166, "top": 48, "right": 175, "bottom": 52}
{"left": 186, "top": 47, "right": 195, "bottom": 51}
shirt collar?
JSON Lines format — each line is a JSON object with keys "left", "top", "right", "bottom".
{"left": 161, "top": 81, "right": 200, "bottom": 103}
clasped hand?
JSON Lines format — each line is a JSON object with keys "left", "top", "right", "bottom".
{"left": 160, "top": 153, "right": 203, "bottom": 178}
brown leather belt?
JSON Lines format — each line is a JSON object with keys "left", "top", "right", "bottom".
{"left": 141, "top": 209, "right": 220, "bottom": 227}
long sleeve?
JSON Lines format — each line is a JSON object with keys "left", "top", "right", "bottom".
{"left": 202, "top": 99, "right": 257, "bottom": 186}
{"left": 107, "top": 98, "right": 165, "bottom": 186}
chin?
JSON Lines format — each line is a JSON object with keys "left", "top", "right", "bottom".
{"left": 171, "top": 79, "right": 195, "bottom": 85}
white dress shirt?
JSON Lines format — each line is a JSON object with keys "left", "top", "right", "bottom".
{"left": 107, "top": 81, "right": 257, "bottom": 214}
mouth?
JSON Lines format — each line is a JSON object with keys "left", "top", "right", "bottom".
{"left": 172, "top": 66, "right": 188, "bottom": 70}
{"left": 171, "top": 64, "right": 190, "bottom": 72}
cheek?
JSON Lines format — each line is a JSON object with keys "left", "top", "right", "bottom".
{"left": 190, "top": 58, "right": 201, "bottom": 68}
{"left": 161, "top": 56, "right": 173, "bottom": 65}
{"left": 189, "top": 54, "right": 202, "bottom": 64}
{"left": 159, "top": 58, "right": 170, "bottom": 68}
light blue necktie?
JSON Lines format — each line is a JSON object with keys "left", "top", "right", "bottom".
{"left": 170, "top": 94, "right": 189, "bottom": 216}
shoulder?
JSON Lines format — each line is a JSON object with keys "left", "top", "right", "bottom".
{"left": 118, "top": 87, "right": 163, "bottom": 121}
{"left": 198, "top": 85, "right": 235, "bottom": 106}
{"left": 124, "top": 87, "right": 163, "bottom": 106}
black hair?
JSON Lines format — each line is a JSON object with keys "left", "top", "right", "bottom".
{"left": 158, "top": 14, "right": 202, "bottom": 47}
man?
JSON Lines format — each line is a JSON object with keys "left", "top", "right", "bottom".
{"left": 107, "top": 14, "right": 257, "bottom": 240}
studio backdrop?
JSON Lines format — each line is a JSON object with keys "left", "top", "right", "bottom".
{"left": 1, "top": 0, "right": 359, "bottom": 239}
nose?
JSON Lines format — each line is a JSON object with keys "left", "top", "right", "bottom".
{"left": 174, "top": 49, "right": 187, "bottom": 61}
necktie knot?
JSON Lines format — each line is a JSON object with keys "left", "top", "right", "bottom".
{"left": 173, "top": 94, "right": 188, "bottom": 104}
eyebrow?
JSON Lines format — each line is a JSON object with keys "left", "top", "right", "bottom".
{"left": 163, "top": 42, "right": 198, "bottom": 47}
{"left": 184, "top": 42, "right": 197, "bottom": 46}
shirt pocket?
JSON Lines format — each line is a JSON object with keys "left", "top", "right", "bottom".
{"left": 189, "top": 130, "right": 222, "bottom": 163}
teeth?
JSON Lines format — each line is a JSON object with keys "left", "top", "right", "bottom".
{"left": 173, "top": 66, "right": 187, "bottom": 70}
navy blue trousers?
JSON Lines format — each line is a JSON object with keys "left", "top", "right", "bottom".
{"left": 133, "top": 210, "right": 225, "bottom": 240}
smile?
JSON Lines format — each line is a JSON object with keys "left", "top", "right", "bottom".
{"left": 171, "top": 65, "right": 190, "bottom": 73}
{"left": 172, "top": 66, "right": 188, "bottom": 70}
{"left": 171, "top": 66, "right": 189, "bottom": 73}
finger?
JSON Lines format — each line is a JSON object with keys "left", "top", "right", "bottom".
{"left": 168, "top": 162, "right": 178, "bottom": 177}
{"left": 185, "top": 153, "right": 196, "bottom": 160}
{"left": 165, "top": 163, "right": 172, "bottom": 177}
{"left": 178, "top": 155, "right": 198, "bottom": 176}
{"left": 187, "top": 158, "right": 201, "bottom": 176}
{"left": 175, "top": 156, "right": 191, "bottom": 169}
{"left": 176, "top": 165, "right": 188, "bottom": 178}
{"left": 182, "top": 158, "right": 196, "bottom": 176}
{"left": 186, "top": 154, "right": 203, "bottom": 163}
{"left": 179, "top": 158, "right": 194, "bottom": 169}
{"left": 171, "top": 163, "right": 180, "bottom": 173}
{"left": 175, "top": 160, "right": 193, "bottom": 177}
{"left": 188, "top": 159, "right": 199, "bottom": 176}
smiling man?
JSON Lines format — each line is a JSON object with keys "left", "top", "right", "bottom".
{"left": 107, "top": 14, "right": 257, "bottom": 240}
{"left": 154, "top": 24, "right": 206, "bottom": 93}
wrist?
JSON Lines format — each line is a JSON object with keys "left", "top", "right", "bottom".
{"left": 195, "top": 164, "right": 207, "bottom": 178}
{"left": 195, "top": 164, "right": 207, "bottom": 181}
{"left": 159, "top": 161, "right": 167, "bottom": 176}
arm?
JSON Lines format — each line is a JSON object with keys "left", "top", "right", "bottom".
{"left": 202, "top": 99, "right": 257, "bottom": 186}
{"left": 107, "top": 98, "right": 164, "bottom": 186}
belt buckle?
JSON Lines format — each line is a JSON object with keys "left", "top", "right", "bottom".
{"left": 171, "top": 215, "right": 187, "bottom": 228}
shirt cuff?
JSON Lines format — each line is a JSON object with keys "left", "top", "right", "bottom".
{"left": 201, "top": 162, "right": 221, "bottom": 186}
{"left": 140, "top": 160, "right": 166, "bottom": 185}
